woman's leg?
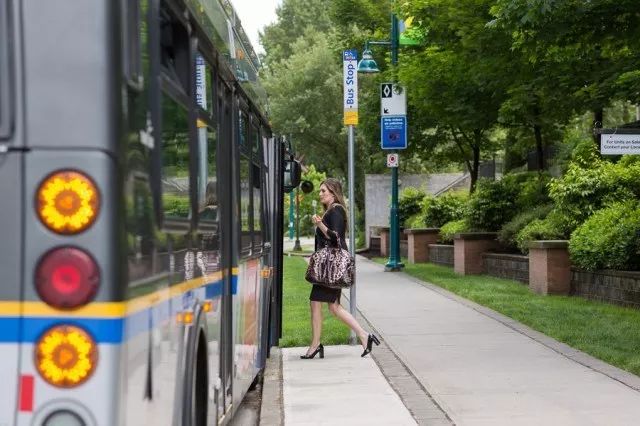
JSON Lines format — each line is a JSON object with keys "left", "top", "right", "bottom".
{"left": 328, "top": 301, "right": 369, "bottom": 348}
{"left": 309, "top": 301, "right": 323, "bottom": 350}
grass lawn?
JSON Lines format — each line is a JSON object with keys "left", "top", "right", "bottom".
{"left": 280, "top": 256, "right": 350, "bottom": 348}
{"left": 373, "top": 258, "right": 640, "bottom": 377}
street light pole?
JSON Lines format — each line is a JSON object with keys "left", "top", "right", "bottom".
{"left": 385, "top": 13, "right": 403, "bottom": 271}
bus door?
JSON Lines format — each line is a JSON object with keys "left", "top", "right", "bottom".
{"left": 217, "top": 78, "right": 235, "bottom": 418}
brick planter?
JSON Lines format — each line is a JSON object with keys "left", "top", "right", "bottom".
{"left": 454, "top": 233, "right": 498, "bottom": 275}
{"left": 429, "top": 244, "right": 454, "bottom": 267}
{"left": 404, "top": 228, "right": 440, "bottom": 264}
{"left": 379, "top": 227, "right": 390, "bottom": 257}
{"left": 483, "top": 252, "right": 529, "bottom": 284}
{"left": 528, "top": 241, "right": 571, "bottom": 295}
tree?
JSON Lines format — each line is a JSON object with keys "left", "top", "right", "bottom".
{"left": 260, "top": 0, "right": 333, "bottom": 68}
{"left": 491, "top": 0, "right": 640, "bottom": 144}
{"left": 397, "top": 0, "right": 512, "bottom": 190}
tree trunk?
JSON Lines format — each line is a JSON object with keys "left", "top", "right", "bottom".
{"left": 533, "top": 123, "right": 545, "bottom": 170}
{"left": 532, "top": 104, "right": 545, "bottom": 170}
{"left": 469, "top": 141, "right": 481, "bottom": 193}
{"left": 593, "top": 107, "right": 604, "bottom": 148}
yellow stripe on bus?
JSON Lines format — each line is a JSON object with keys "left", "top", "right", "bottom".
{"left": 0, "top": 270, "right": 227, "bottom": 318}
{"left": 0, "top": 301, "right": 126, "bottom": 318}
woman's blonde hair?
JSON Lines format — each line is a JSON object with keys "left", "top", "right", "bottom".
{"left": 321, "top": 178, "right": 348, "bottom": 224}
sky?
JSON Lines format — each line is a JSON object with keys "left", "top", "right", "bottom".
{"left": 231, "top": 0, "right": 282, "bottom": 54}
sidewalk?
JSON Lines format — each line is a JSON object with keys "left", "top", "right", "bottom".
{"left": 354, "top": 256, "right": 640, "bottom": 425}
{"left": 263, "top": 256, "right": 640, "bottom": 425}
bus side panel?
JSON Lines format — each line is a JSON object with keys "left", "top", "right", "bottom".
{"left": 232, "top": 258, "right": 261, "bottom": 405}
{"left": 0, "top": 153, "right": 22, "bottom": 426}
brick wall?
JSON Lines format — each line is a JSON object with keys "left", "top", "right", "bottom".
{"left": 483, "top": 253, "right": 529, "bottom": 284}
{"left": 571, "top": 269, "right": 640, "bottom": 309}
{"left": 429, "top": 244, "right": 454, "bottom": 267}
{"left": 400, "top": 241, "right": 408, "bottom": 258}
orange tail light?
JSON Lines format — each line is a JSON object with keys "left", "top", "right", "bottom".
{"left": 36, "top": 170, "right": 100, "bottom": 235}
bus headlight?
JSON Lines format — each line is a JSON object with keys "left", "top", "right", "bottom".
{"left": 36, "top": 170, "right": 100, "bottom": 235}
{"left": 35, "top": 325, "right": 98, "bottom": 388}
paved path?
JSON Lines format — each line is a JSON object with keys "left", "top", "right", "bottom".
{"left": 355, "top": 257, "right": 640, "bottom": 425}
{"left": 281, "top": 345, "right": 416, "bottom": 425}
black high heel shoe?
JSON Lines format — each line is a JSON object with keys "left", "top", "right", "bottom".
{"left": 300, "top": 344, "right": 324, "bottom": 359}
{"left": 360, "top": 334, "right": 380, "bottom": 358}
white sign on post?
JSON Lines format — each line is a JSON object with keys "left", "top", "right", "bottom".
{"left": 387, "top": 153, "right": 399, "bottom": 168}
{"left": 343, "top": 50, "right": 359, "bottom": 125}
{"left": 600, "top": 133, "right": 640, "bottom": 155}
{"left": 381, "top": 83, "right": 407, "bottom": 116}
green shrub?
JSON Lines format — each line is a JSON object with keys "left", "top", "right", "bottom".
{"left": 440, "top": 219, "right": 469, "bottom": 244}
{"left": 515, "top": 210, "right": 568, "bottom": 253}
{"left": 569, "top": 202, "right": 640, "bottom": 271}
{"left": 405, "top": 213, "right": 425, "bottom": 229}
{"left": 466, "top": 179, "right": 518, "bottom": 231}
{"left": 422, "top": 191, "right": 467, "bottom": 228}
{"left": 548, "top": 162, "right": 635, "bottom": 231}
{"left": 399, "top": 187, "right": 426, "bottom": 227}
{"left": 570, "top": 138, "right": 602, "bottom": 169}
{"left": 515, "top": 173, "right": 552, "bottom": 210}
{"left": 498, "top": 204, "right": 553, "bottom": 252}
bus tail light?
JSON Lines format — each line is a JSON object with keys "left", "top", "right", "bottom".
{"left": 35, "top": 325, "right": 98, "bottom": 388}
{"left": 36, "top": 170, "right": 100, "bottom": 235}
{"left": 35, "top": 247, "right": 99, "bottom": 310}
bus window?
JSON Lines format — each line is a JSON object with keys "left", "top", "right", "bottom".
{"left": 252, "top": 126, "right": 263, "bottom": 248}
{"left": 239, "top": 112, "right": 248, "bottom": 146}
{"left": 0, "top": 1, "right": 13, "bottom": 139}
{"left": 239, "top": 153, "right": 252, "bottom": 254}
{"left": 122, "top": 0, "right": 142, "bottom": 88}
{"left": 195, "top": 53, "right": 214, "bottom": 116}
{"left": 252, "top": 163, "right": 263, "bottom": 248}
{"left": 198, "top": 127, "right": 217, "bottom": 224}
{"left": 160, "top": 94, "right": 190, "bottom": 222}
{"left": 159, "top": 3, "right": 189, "bottom": 91}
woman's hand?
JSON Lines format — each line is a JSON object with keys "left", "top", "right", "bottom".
{"left": 311, "top": 214, "right": 322, "bottom": 226}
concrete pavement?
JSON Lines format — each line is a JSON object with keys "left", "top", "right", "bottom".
{"left": 262, "top": 255, "right": 640, "bottom": 425}
{"left": 354, "top": 256, "right": 640, "bottom": 425}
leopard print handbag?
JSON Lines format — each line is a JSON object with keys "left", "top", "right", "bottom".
{"left": 305, "top": 230, "right": 355, "bottom": 288}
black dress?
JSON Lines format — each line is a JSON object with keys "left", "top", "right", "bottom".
{"left": 309, "top": 204, "right": 348, "bottom": 303}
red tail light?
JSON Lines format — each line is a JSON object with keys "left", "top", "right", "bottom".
{"left": 35, "top": 247, "right": 100, "bottom": 309}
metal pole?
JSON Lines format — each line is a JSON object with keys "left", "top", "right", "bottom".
{"left": 386, "top": 13, "right": 403, "bottom": 271}
{"left": 293, "top": 188, "right": 301, "bottom": 251}
{"left": 288, "top": 191, "right": 294, "bottom": 240}
{"left": 348, "top": 125, "right": 357, "bottom": 344}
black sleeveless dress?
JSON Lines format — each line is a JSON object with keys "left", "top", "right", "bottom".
{"left": 309, "top": 205, "right": 348, "bottom": 303}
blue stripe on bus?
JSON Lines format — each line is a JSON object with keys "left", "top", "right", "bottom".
{"left": 0, "top": 317, "right": 124, "bottom": 344}
{"left": 0, "top": 277, "right": 233, "bottom": 344}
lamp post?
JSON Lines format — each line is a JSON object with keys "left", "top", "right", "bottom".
{"left": 357, "top": 13, "right": 404, "bottom": 272}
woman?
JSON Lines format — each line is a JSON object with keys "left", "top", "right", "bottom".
{"left": 301, "top": 178, "right": 380, "bottom": 359}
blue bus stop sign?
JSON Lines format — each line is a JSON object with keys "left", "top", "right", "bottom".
{"left": 381, "top": 115, "right": 407, "bottom": 149}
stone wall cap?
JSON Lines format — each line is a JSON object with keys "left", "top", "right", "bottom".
{"left": 454, "top": 232, "right": 498, "bottom": 240}
{"left": 404, "top": 228, "right": 440, "bottom": 235}
{"left": 482, "top": 252, "right": 528, "bottom": 261}
{"left": 528, "top": 240, "right": 569, "bottom": 249}
{"left": 570, "top": 267, "right": 640, "bottom": 278}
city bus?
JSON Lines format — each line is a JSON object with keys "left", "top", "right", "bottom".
{"left": 0, "top": 0, "right": 290, "bottom": 424}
